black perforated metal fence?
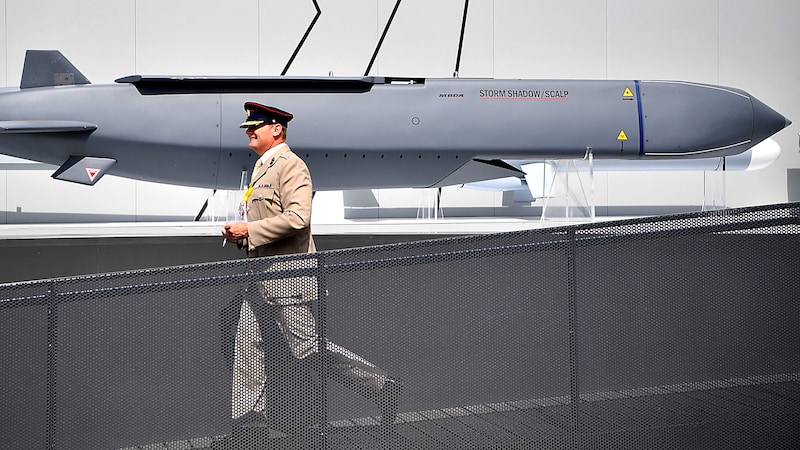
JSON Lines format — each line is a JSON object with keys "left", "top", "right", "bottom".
{"left": 2, "top": 203, "right": 800, "bottom": 449}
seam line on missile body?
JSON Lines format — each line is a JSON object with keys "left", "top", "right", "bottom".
{"left": 645, "top": 140, "right": 751, "bottom": 157}
{"left": 643, "top": 80, "right": 750, "bottom": 99}
{"left": 635, "top": 80, "right": 644, "bottom": 156}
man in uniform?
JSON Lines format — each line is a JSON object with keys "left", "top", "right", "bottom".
{"left": 222, "top": 102, "right": 401, "bottom": 434}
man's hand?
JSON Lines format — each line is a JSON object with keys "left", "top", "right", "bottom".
{"left": 222, "top": 222, "right": 249, "bottom": 243}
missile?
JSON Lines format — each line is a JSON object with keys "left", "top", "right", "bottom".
{"left": 0, "top": 50, "right": 790, "bottom": 191}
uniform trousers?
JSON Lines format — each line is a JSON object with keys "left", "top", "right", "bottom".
{"left": 231, "top": 288, "right": 389, "bottom": 420}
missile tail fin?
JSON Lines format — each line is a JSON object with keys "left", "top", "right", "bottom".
{"left": 20, "top": 50, "right": 91, "bottom": 89}
{"left": 52, "top": 156, "right": 115, "bottom": 186}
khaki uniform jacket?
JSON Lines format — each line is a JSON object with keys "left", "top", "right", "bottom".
{"left": 243, "top": 144, "right": 318, "bottom": 305}
{"left": 244, "top": 144, "right": 316, "bottom": 257}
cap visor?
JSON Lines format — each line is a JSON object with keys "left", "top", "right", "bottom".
{"left": 240, "top": 120, "right": 265, "bottom": 128}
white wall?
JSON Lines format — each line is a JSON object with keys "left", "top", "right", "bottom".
{"left": 0, "top": 0, "right": 798, "bottom": 223}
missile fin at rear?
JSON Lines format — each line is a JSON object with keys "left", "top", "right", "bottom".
{"left": 52, "top": 156, "right": 116, "bottom": 186}
{"left": 21, "top": 50, "right": 91, "bottom": 89}
{"left": 0, "top": 120, "right": 97, "bottom": 134}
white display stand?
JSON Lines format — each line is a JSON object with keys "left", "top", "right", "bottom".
{"left": 539, "top": 150, "right": 596, "bottom": 225}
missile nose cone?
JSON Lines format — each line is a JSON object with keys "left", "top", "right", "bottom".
{"left": 751, "top": 96, "right": 791, "bottom": 146}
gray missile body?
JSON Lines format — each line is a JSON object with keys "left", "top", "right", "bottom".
{"left": 0, "top": 51, "right": 789, "bottom": 190}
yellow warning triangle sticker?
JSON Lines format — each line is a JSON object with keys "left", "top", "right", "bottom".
{"left": 622, "top": 87, "right": 634, "bottom": 97}
{"left": 617, "top": 130, "right": 629, "bottom": 141}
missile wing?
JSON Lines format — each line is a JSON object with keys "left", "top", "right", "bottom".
{"left": 0, "top": 50, "right": 790, "bottom": 191}
{"left": 462, "top": 138, "right": 782, "bottom": 201}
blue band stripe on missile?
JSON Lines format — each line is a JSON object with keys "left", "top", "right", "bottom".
{"left": 635, "top": 80, "right": 644, "bottom": 157}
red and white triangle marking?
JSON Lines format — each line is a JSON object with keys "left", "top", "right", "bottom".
{"left": 86, "top": 168, "right": 101, "bottom": 182}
